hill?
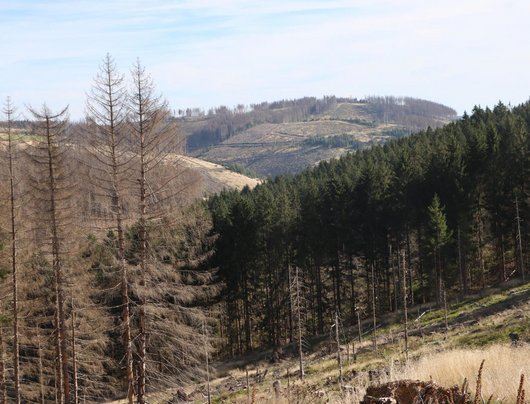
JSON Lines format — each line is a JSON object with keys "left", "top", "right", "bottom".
{"left": 178, "top": 96, "right": 457, "bottom": 177}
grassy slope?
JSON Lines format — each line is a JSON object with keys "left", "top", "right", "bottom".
{"left": 174, "top": 154, "right": 261, "bottom": 193}
{"left": 112, "top": 281, "right": 529, "bottom": 403}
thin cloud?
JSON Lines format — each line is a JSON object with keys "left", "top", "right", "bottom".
{"left": 1, "top": 0, "right": 529, "bottom": 117}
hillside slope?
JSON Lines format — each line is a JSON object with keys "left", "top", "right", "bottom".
{"left": 108, "top": 281, "right": 530, "bottom": 403}
{"left": 180, "top": 96, "right": 457, "bottom": 177}
{"left": 176, "top": 154, "right": 261, "bottom": 193}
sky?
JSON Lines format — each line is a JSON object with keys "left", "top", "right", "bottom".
{"left": 1, "top": 0, "right": 529, "bottom": 119}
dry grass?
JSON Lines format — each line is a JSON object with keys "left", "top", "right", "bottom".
{"left": 387, "top": 344, "right": 530, "bottom": 402}
{"left": 175, "top": 154, "right": 261, "bottom": 190}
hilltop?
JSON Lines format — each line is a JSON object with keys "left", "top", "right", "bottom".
{"left": 178, "top": 96, "right": 457, "bottom": 177}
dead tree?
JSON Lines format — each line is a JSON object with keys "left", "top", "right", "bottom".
{"left": 27, "top": 105, "right": 72, "bottom": 403}
{"left": 288, "top": 266, "right": 304, "bottom": 380}
{"left": 85, "top": 53, "right": 134, "bottom": 403}
{"left": 334, "top": 312, "right": 343, "bottom": 388}
{"left": 129, "top": 59, "right": 182, "bottom": 402}
{"left": 71, "top": 299, "right": 78, "bottom": 404}
{"left": 128, "top": 58, "right": 203, "bottom": 400}
{"left": 2, "top": 96, "right": 21, "bottom": 403}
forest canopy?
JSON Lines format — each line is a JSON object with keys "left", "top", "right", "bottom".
{"left": 208, "top": 100, "right": 529, "bottom": 354}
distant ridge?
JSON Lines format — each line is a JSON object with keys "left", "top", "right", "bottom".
{"left": 177, "top": 95, "right": 457, "bottom": 176}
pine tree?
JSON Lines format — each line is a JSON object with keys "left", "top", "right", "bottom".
{"left": 427, "top": 194, "right": 452, "bottom": 302}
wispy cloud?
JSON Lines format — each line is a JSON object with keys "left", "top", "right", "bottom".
{"left": 1, "top": 0, "right": 529, "bottom": 118}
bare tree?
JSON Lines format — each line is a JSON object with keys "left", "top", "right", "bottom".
{"left": 70, "top": 299, "right": 78, "bottom": 404}
{"left": 128, "top": 58, "right": 205, "bottom": 400}
{"left": 2, "top": 97, "right": 21, "bottom": 403}
{"left": 288, "top": 266, "right": 305, "bottom": 380}
{"left": 85, "top": 53, "right": 135, "bottom": 403}
{"left": 129, "top": 58, "right": 182, "bottom": 402}
{"left": 129, "top": 59, "right": 175, "bottom": 402}
{"left": 27, "top": 104, "right": 72, "bottom": 403}
{"left": 334, "top": 312, "right": 343, "bottom": 388}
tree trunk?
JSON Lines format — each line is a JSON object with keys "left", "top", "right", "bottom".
{"left": 0, "top": 325, "right": 6, "bottom": 404}
{"left": 401, "top": 251, "right": 409, "bottom": 361}
{"left": 357, "top": 311, "right": 362, "bottom": 344}
{"left": 516, "top": 196, "right": 525, "bottom": 282}
{"left": 71, "top": 302, "right": 79, "bottom": 404}
{"left": 4, "top": 97, "right": 21, "bottom": 404}
{"left": 203, "top": 323, "right": 211, "bottom": 404}
{"left": 349, "top": 258, "right": 356, "bottom": 325}
{"left": 37, "top": 327, "right": 45, "bottom": 404}
{"left": 371, "top": 263, "right": 377, "bottom": 352}
{"left": 334, "top": 312, "right": 343, "bottom": 388}
{"left": 477, "top": 204, "right": 486, "bottom": 289}
{"left": 406, "top": 227, "right": 414, "bottom": 306}
{"left": 315, "top": 263, "right": 324, "bottom": 334}
{"left": 288, "top": 264, "right": 294, "bottom": 344}
{"left": 457, "top": 227, "right": 468, "bottom": 295}
{"left": 86, "top": 54, "right": 135, "bottom": 402}
{"left": 295, "top": 267, "right": 304, "bottom": 380}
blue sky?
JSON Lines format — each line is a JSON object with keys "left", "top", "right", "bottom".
{"left": 1, "top": 0, "right": 529, "bottom": 118}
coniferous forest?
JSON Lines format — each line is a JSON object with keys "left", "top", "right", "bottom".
{"left": 208, "top": 101, "right": 529, "bottom": 355}
{"left": 1, "top": 54, "right": 529, "bottom": 401}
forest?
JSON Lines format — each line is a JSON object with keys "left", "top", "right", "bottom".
{"left": 0, "top": 54, "right": 528, "bottom": 403}
{"left": 208, "top": 100, "right": 529, "bottom": 356}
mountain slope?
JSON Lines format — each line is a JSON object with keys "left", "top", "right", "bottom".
{"left": 180, "top": 96, "right": 457, "bottom": 177}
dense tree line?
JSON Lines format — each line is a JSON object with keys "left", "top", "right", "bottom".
{"left": 208, "top": 101, "right": 528, "bottom": 355}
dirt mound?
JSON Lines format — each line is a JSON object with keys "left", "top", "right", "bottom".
{"left": 362, "top": 379, "right": 469, "bottom": 404}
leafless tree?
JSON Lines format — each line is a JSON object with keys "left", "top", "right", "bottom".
{"left": 2, "top": 97, "right": 21, "bottom": 403}
{"left": 288, "top": 266, "right": 305, "bottom": 380}
{"left": 27, "top": 104, "right": 72, "bottom": 403}
{"left": 85, "top": 53, "right": 135, "bottom": 404}
{"left": 128, "top": 59, "right": 208, "bottom": 401}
